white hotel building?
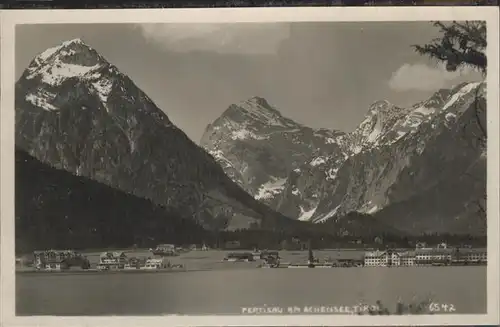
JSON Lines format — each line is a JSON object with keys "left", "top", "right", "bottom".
{"left": 364, "top": 245, "right": 487, "bottom": 267}
{"left": 363, "top": 250, "right": 415, "bottom": 267}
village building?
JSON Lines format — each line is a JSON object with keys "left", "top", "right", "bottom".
{"left": 364, "top": 245, "right": 487, "bottom": 267}
{"left": 414, "top": 248, "right": 453, "bottom": 265}
{"left": 453, "top": 248, "right": 487, "bottom": 264}
{"left": 260, "top": 250, "right": 280, "bottom": 260}
{"left": 224, "top": 252, "right": 254, "bottom": 262}
{"left": 33, "top": 250, "right": 78, "bottom": 271}
{"left": 465, "top": 248, "right": 487, "bottom": 262}
{"left": 124, "top": 257, "right": 142, "bottom": 270}
{"left": 142, "top": 257, "right": 171, "bottom": 270}
{"left": 363, "top": 250, "right": 416, "bottom": 267}
{"left": 415, "top": 242, "right": 429, "bottom": 249}
{"left": 363, "top": 250, "right": 395, "bottom": 267}
{"left": 436, "top": 242, "right": 448, "bottom": 249}
{"left": 97, "top": 251, "right": 128, "bottom": 270}
{"left": 151, "top": 244, "right": 177, "bottom": 256}
{"left": 399, "top": 251, "right": 416, "bottom": 266}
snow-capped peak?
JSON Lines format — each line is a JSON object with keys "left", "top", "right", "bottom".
{"left": 212, "top": 96, "right": 300, "bottom": 131}
{"left": 348, "top": 81, "right": 484, "bottom": 153}
{"left": 32, "top": 38, "right": 99, "bottom": 64}
{"left": 350, "top": 100, "right": 402, "bottom": 149}
{"left": 247, "top": 96, "right": 272, "bottom": 108}
{"left": 25, "top": 38, "right": 110, "bottom": 86}
{"left": 370, "top": 99, "right": 391, "bottom": 109}
{"left": 366, "top": 100, "right": 399, "bottom": 118}
{"left": 64, "top": 38, "right": 85, "bottom": 45}
{"left": 36, "top": 39, "right": 84, "bottom": 62}
{"left": 238, "top": 96, "right": 282, "bottom": 117}
{"left": 21, "top": 39, "right": 121, "bottom": 112}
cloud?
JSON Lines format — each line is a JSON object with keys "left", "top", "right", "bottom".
{"left": 137, "top": 23, "right": 290, "bottom": 55}
{"left": 388, "top": 63, "right": 473, "bottom": 92}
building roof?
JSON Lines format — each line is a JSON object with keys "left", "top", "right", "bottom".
{"left": 364, "top": 250, "right": 409, "bottom": 258}
{"left": 146, "top": 258, "right": 166, "bottom": 264}
{"left": 415, "top": 248, "right": 454, "bottom": 255}
{"left": 399, "top": 251, "right": 416, "bottom": 257}
{"left": 100, "top": 251, "right": 127, "bottom": 258}
{"left": 363, "top": 247, "right": 486, "bottom": 259}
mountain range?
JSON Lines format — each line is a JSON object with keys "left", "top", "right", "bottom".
{"left": 201, "top": 82, "right": 487, "bottom": 235}
{"left": 14, "top": 38, "right": 486, "bottom": 252}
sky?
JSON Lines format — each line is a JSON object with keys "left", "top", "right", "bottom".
{"left": 15, "top": 22, "right": 482, "bottom": 143}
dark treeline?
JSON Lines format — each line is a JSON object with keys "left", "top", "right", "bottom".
{"left": 16, "top": 148, "right": 486, "bottom": 254}
{"left": 16, "top": 148, "right": 208, "bottom": 253}
{"left": 210, "top": 229, "right": 486, "bottom": 250}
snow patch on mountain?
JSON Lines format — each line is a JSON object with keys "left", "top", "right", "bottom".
{"left": 25, "top": 91, "right": 58, "bottom": 111}
{"left": 298, "top": 205, "right": 318, "bottom": 221}
{"left": 91, "top": 78, "right": 114, "bottom": 104}
{"left": 400, "top": 113, "right": 426, "bottom": 129}
{"left": 209, "top": 149, "right": 234, "bottom": 168}
{"left": 367, "top": 205, "right": 379, "bottom": 214}
{"left": 443, "top": 82, "right": 481, "bottom": 110}
{"left": 326, "top": 167, "right": 339, "bottom": 181}
{"left": 358, "top": 201, "right": 381, "bottom": 214}
{"left": 414, "top": 106, "right": 435, "bottom": 116}
{"left": 367, "top": 118, "right": 382, "bottom": 143}
{"left": 23, "top": 38, "right": 123, "bottom": 114}
{"left": 393, "top": 130, "right": 407, "bottom": 142}
{"left": 255, "top": 177, "right": 287, "bottom": 200}
{"left": 231, "top": 128, "right": 269, "bottom": 141}
{"left": 35, "top": 39, "right": 83, "bottom": 62}
{"left": 310, "top": 156, "right": 327, "bottom": 166}
{"left": 313, "top": 205, "right": 340, "bottom": 223}
{"left": 27, "top": 39, "right": 104, "bottom": 85}
{"left": 40, "top": 63, "right": 101, "bottom": 86}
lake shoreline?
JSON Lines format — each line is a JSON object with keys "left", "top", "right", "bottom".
{"left": 16, "top": 263, "right": 486, "bottom": 276}
{"left": 16, "top": 248, "right": 487, "bottom": 275}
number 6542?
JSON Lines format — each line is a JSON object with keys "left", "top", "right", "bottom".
{"left": 429, "top": 303, "right": 456, "bottom": 313}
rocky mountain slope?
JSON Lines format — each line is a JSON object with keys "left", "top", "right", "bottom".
{"left": 200, "top": 97, "right": 347, "bottom": 218}
{"left": 202, "top": 82, "right": 487, "bottom": 235}
{"left": 15, "top": 38, "right": 295, "bottom": 231}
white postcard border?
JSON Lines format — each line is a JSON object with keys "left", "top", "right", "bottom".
{"left": 1, "top": 7, "right": 499, "bottom": 327}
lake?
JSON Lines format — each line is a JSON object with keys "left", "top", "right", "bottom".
{"left": 16, "top": 266, "right": 486, "bottom": 315}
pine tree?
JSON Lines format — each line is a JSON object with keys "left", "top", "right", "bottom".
{"left": 413, "top": 21, "right": 487, "bottom": 74}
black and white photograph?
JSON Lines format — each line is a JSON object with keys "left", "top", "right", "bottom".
{"left": 0, "top": 7, "right": 499, "bottom": 327}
